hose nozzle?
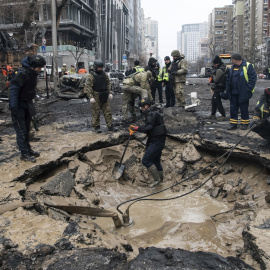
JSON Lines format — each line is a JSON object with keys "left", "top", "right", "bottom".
{"left": 122, "top": 208, "right": 134, "bottom": 227}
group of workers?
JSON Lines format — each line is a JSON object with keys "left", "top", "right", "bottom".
{"left": 61, "top": 63, "right": 87, "bottom": 75}
{"left": 6, "top": 50, "right": 270, "bottom": 188}
{"left": 208, "top": 52, "right": 270, "bottom": 146}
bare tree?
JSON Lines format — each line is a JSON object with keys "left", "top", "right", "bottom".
{"left": 68, "top": 44, "right": 86, "bottom": 72}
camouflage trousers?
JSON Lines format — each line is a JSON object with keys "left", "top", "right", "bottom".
{"left": 91, "top": 92, "right": 112, "bottom": 128}
{"left": 173, "top": 82, "right": 185, "bottom": 107}
{"left": 122, "top": 85, "right": 149, "bottom": 120}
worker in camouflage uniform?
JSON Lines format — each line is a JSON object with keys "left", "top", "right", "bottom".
{"left": 84, "top": 60, "right": 118, "bottom": 133}
{"left": 122, "top": 71, "right": 153, "bottom": 122}
{"left": 61, "top": 63, "right": 68, "bottom": 75}
{"left": 168, "top": 50, "right": 188, "bottom": 107}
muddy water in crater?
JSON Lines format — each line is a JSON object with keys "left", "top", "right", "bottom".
{"left": 95, "top": 183, "right": 230, "bottom": 252}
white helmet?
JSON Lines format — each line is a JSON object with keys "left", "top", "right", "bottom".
{"left": 63, "top": 63, "right": 67, "bottom": 66}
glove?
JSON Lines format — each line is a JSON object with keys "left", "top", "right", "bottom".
{"left": 171, "top": 71, "right": 177, "bottom": 76}
{"left": 11, "top": 109, "right": 18, "bottom": 120}
{"left": 130, "top": 125, "right": 139, "bottom": 131}
{"left": 90, "top": 98, "right": 96, "bottom": 103}
{"left": 248, "top": 118, "right": 261, "bottom": 128}
{"left": 109, "top": 94, "right": 113, "bottom": 100}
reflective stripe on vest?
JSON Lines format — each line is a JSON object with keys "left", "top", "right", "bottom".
{"left": 157, "top": 68, "right": 162, "bottom": 81}
{"left": 243, "top": 62, "right": 255, "bottom": 93}
{"left": 135, "top": 66, "right": 144, "bottom": 72}
{"left": 259, "top": 103, "right": 270, "bottom": 119}
{"left": 162, "top": 66, "right": 169, "bottom": 81}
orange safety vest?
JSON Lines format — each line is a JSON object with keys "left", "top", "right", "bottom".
{"left": 78, "top": 68, "right": 87, "bottom": 74}
{"left": 2, "top": 65, "right": 13, "bottom": 77}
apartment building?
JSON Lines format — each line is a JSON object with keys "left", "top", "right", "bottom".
{"left": 144, "top": 18, "right": 159, "bottom": 60}
{"left": 0, "top": 0, "right": 145, "bottom": 71}
{"left": 208, "top": 5, "right": 233, "bottom": 58}
{"left": 178, "top": 22, "right": 208, "bottom": 62}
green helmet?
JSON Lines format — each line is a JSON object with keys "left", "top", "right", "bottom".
{"left": 171, "top": 50, "right": 181, "bottom": 57}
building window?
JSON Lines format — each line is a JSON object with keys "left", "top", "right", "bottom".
{"left": 264, "top": 0, "right": 268, "bottom": 4}
{"left": 264, "top": 14, "right": 268, "bottom": 19}
{"left": 215, "top": 11, "right": 223, "bottom": 15}
{"left": 264, "top": 22, "right": 268, "bottom": 27}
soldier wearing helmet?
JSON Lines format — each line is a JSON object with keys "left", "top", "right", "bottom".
{"left": 130, "top": 97, "right": 166, "bottom": 187}
{"left": 122, "top": 70, "right": 153, "bottom": 122}
{"left": 168, "top": 50, "right": 188, "bottom": 107}
{"left": 9, "top": 54, "right": 46, "bottom": 162}
{"left": 61, "top": 63, "right": 68, "bottom": 75}
{"left": 249, "top": 88, "right": 270, "bottom": 146}
{"left": 84, "top": 59, "right": 117, "bottom": 133}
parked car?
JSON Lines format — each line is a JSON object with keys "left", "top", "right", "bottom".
{"left": 107, "top": 72, "right": 121, "bottom": 92}
{"left": 110, "top": 70, "right": 124, "bottom": 81}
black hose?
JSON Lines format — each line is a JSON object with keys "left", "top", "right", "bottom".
{"left": 116, "top": 125, "right": 256, "bottom": 215}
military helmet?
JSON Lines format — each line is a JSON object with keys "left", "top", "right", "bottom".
{"left": 63, "top": 63, "right": 67, "bottom": 66}
{"left": 139, "top": 97, "right": 153, "bottom": 107}
{"left": 171, "top": 50, "right": 181, "bottom": 57}
{"left": 28, "top": 55, "right": 46, "bottom": 68}
{"left": 93, "top": 59, "right": 104, "bottom": 69}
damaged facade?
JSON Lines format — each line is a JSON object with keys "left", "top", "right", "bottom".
{"left": 0, "top": 0, "right": 147, "bottom": 70}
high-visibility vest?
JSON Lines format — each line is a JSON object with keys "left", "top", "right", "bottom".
{"left": 162, "top": 66, "right": 169, "bottom": 81}
{"left": 69, "top": 67, "right": 76, "bottom": 74}
{"left": 157, "top": 68, "right": 162, "bottom": 81}
{"left": 243, "top": 62, "right": 255, "bottom": 93}
{"left": 257, "top": 102, "right": 270, "bottom": 119}
{"left": 134, "top": 66, "right": 144, "bottom": 72}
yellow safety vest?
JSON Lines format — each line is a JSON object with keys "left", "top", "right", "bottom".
{"left": 135, "top": 66, "right": 144, "bottom": 72}
{"left": 157, "top": 68, "right": 162, "bottom": 81}
{"left": 162, "top": 66, "right": 169, "bottom": 82}
{"left": 257, "top": 102, "right": 270, "bottom": 119}
{"left": 243, "top": 62, "right": 255, "bottom": 93}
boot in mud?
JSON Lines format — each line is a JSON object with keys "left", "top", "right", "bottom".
{"left": 29, "top": 148, "right": 40, "bottom": 157}
{"left": 148, "top": 165, "right": 162, "bottom": 188}
{"left": 94, "top": 126, "right": 102, "bottom": 133}
{"left": 108, "top": 125, "right": 118, "bottom": 132}
{"left": 20, "top": 152, "right": 36, "bottom": 163}
{"left": 159, "top": 170, "right": 164, "bottom": 183}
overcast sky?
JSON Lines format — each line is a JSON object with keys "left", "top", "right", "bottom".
{"left": 141, "top": 0, "right": 233, "bottom": 63}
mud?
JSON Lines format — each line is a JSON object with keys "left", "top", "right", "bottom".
{"left": 0, "top": 78, "right": 270, "bottom": 269}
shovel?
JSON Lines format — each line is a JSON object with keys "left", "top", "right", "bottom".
{"left": 112, "top": 127, "right": 135, "bottom": 179}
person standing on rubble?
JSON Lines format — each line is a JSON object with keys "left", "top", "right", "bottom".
{"left": 209, "top": 55, "right": 227, "bottom": 121}
{"left": 249, "top": 88, "right": 270, "bottom": 146}
{"left": 168, "top": 50, "right": 188, "bottom": 107}
{"left": 9, "top": 55, "right": 46, "bottom": 162}
{"left": 130, "top": 97, "right": 166, "bottom": 187}
{"left": 84, "top": 60, "right": 118, "bottom": 133}
{"left": 162, "top": 56, "right": 175, "bottom": 108}
{"left": 226, "top": 52, "right": 257, "bottom": 130}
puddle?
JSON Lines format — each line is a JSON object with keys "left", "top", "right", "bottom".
{"left": 95, "top": 183, "right": 228, "bottom": 240}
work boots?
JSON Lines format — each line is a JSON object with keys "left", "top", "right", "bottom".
{"left": 148, "top": 165, "right": 162, "bottom": 188}
{"left": 20, "top": 152, "right": 36, "bottom": 163}
{"left": 94, "top": 126, "right": 102, "bottom": 133}
{"left": 29, "top": 148, "right": 40, "bottom": 157}
{"left": 108, "top": 125, "right": 118, "bottom": 132}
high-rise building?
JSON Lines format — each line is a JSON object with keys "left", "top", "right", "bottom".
{"left": 144, "top": 18, "right": 158, "bottom": 59}
{"left": 208, "top": 5, "right": 233, "bottom": 58}
{"left": 178, "top": 22, "right": 208, "bottom": 62}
